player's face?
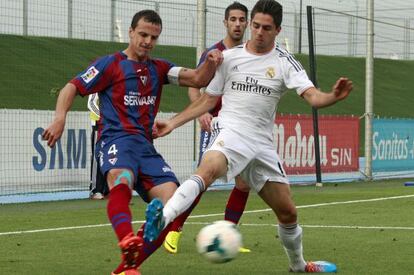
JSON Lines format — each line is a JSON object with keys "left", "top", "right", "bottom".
{"left": 129, "top": 18, "right": 161, "bottom": 61}
{"left": 224, "top": 9, "right": 248, "bottom": 42}
{"left": 249, "top": 13, "right": 281, "bottom": 53}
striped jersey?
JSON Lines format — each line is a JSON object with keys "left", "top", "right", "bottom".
{"left": 198, "top": 40, "right": 226, "bottom": 117}
{"left": 71, "top": 51, "right": 174, "bottom": 142}
{"left": 206, "top": 43, "right": 314, "bottom": 141}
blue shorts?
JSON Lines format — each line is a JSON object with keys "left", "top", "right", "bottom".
{"left": 96, "top": 134, "right": 179, "bottom": 202}
{"left": 198, "top": 129, "right": 212, "bottom": 166}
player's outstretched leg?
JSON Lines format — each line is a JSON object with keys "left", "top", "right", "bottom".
{"left": 147, "top": 175, "right": 206, "bottom": 244}
{"left": 144, "top": 198, "right": 165, "bottom": 242}
{"left": 163, "top": 193, "right": 203, "bottom": 254}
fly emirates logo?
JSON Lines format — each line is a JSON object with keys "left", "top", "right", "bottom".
{"left": 231, "top": 76, "right": 275, "bottom": 96}
{"left": 124, "top": 91, "right": 156, "bottom": 106}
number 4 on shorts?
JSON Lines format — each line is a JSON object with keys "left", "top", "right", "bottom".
{"left": 108, "top": 144, "right": 118, "bottom": 155}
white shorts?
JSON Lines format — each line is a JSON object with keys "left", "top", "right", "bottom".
{"left": 205, "top": 119, "right": 289, "bottom": 192}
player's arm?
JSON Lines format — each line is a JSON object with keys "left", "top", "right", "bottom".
{"left": 188, "top": 87, "right": 202, "bottom": 102}
{"left": 175, "top": 49, "right": 223, "bottom": 88}
{"left": 281, "top": 50, "right": 352, "bottom": 109}
{"left": 188, "top": 87, "right": 213, "bottom": 132}
{"left": 153, "top": 93, "right": 219, "bottom": 138}
{"left": 44, "top": 56, "right": 110, "bottom": 147}
{"left": 301, "top": 77, "right": 353, "bottom": 108}
{"left": 42, "top": 83, "right": 77, "bottom": 147}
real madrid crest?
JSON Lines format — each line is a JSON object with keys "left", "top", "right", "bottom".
{"left": 217, "top": 140, "right": 225, "bottom": 147}
{"left": 265, "top": 67, "right": 275, "bottom": 78}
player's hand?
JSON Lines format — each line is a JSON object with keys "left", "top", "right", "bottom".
{"left": 198, "top": 113, "right": 213, "bottom": 132}
{"left": 42, "top": 118, "right": 65, "bottom": 147}
{"left": 152, "top": 119, "right": 174, "bottom": 139}
{"left": 206, "top": 49, "right": 224, "bottom": 67}
{"left": 332, "top": 77, "right": 353, "bottom": 101}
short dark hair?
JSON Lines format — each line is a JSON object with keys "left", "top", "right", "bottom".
{"left": 225, "top": 2, "right": 248, "bottom": 20}
{"left": 251, "top": 0, "right": 283, "bottom": 27}
{"left": 131, "top": 10, "right": 162, "bottom": 29}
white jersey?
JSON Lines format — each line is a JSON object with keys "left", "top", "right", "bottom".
{"left": 206, "top": 43, "right": 314, "bottom": 141}
{"left": 87, "top": 93, "right": 100, "bottom": 118}
{"left": 87, "top": 93, "right": 100, "bottom": 126}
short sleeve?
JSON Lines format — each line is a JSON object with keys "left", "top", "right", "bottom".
{"left": 281, "top": 52, "right": 314, "bottom": 96}
{"left": 205, "top": 63, "right": 225, "bottom": 96}
{"left": 70, "top": 55, "right": 114, "bottom": 96}
{"left": 156, "top": 59, "right": 175, "bottom": 85}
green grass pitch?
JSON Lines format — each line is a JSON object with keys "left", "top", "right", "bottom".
{"left": 1, "top": 179, "right": 413, "bottom": 274}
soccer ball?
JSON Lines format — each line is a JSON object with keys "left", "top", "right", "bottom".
{"left": 196, "top": 220, "right": 242, "bottom": 263}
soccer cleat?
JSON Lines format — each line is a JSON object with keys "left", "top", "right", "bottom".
{"left": 144, "top": 198, "right": 165, "bottom": 242}
{"left": 163, "top": 230, "right": 182, "bottom": 254}
{"left": 111, "top": 268, "right": 141, "bottom": 275}
{"left": 304, "top": 261, "right": 337, "bottom": 273}
{"left": 238, "top": 246, "right": 251, "bottom": 253}
{"left": 90, "top": 192, "right": 104, "bottom": 200}
{"left": 118, "top": 232, "right": 143, "bottom": 270}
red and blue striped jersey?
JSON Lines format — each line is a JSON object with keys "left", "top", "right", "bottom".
{"left": 198, "top": 40, "right": 226, "bottom": 117}
{"left": 71, "top": 51, "right": 174, "bottom": 142}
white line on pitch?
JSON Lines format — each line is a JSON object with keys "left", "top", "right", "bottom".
{"left": 183, "top": 222, "right": 414, "bottom": 231}
{"left": 0, "top": 194, "right": 413, "bottom": 236}
{"left": 188, "top": 194, "right": 414, "bottom": 218}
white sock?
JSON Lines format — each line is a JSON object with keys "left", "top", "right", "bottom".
{"left": 163, "top": 175, "right": 205, "bottom": 226}
{"left": 278, "top": 223, "right": 307, "bottom": 272}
